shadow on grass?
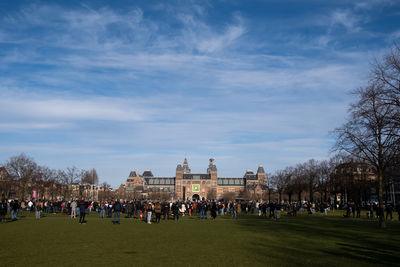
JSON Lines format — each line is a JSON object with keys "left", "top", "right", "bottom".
{"left": 123, "top": 251, "right": 136, "bottom": 255}
{"left": 233, "top": 215, "right": 400, "bottom": 266}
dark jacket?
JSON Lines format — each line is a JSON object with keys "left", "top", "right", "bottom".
{"left": 79, "top": 201, "right": 86, "bottom": 213}
{"left": 113, "top": 201, "right": 122, "bottom": 212}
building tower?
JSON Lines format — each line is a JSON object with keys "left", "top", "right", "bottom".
{"left": 207, "top": 158, "right": 218, "bottom": 199}
{"left": 175, "top": 162, "right": 184, "bottom": 200}
{"left": 183, "top": 158, "right": 191, "bottom": 174}
{"left": 257, "top": 165, "right": 266, "bottom": 185}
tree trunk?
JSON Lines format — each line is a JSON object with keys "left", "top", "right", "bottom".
{"left": 378, "top": 169, "right": 386, "bottom": 228}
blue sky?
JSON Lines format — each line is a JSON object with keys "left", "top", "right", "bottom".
{"left": 0, "top": 0, "right": 399, "bottom": 187}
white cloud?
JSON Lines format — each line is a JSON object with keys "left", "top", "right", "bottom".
{"left": 0, "top": 122, "right": 72, "bottom": 130}
{"left": 330, "top": 9, "right": 362, "bottom": 32}
{"left": 0, "top": 95, "right": 145, "bottom": 121}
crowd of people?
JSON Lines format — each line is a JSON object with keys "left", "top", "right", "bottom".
{"left": 1, "top": 196, "right": 400, "bottom": 224}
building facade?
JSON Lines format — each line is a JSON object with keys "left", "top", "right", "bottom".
{"left": 125, "top": 158, "right": 267, "bottom": 200}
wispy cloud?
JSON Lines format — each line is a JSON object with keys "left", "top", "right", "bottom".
{"left": 0, "top": 95, "right": 145, "bottom": 121}
{"left": 0, "top": 1, "right": 399, "bottom": 186}
{"left": 330, "top": 9, "right": 362, "bottom": 33}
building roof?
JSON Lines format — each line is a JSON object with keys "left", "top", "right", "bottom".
{"left": 144, "top": 177, "right": 175, "bottom": 185}
{"left": 244, "top": 170, "right": 257, "bottom": 180}
{"left": 183, "top": 173, "right": 210, "bottom": 180}
{"left": 142, "top": 169, "right": 154, "bottom": 177}
{"left": 218, "top": 178, "right": 244, "bottom": 186}
{"left": 176, "top": 163, "right": 183, "bottom": 171}
{"left": 129, "top": 170, "right": 137, "bottom": 177}
{"left": 207, "top": 158, "right": 217, "bottom": 173}
{"left": 257, "top": 165, "right": 265, "bottom": 174}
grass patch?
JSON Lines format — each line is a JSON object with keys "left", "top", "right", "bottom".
{"left": 0, "top": 211, "right": 399, "bottom": 266}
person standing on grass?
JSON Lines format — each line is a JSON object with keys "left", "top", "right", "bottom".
{"left": 113, "top": 199, "right": 122, "bottom": 224}
{"left": 396, "top": 203, "right": 400, "bottom": 221}
{"left": 27, "top": 200, "right": 33, "bottom": 212}
{"left": 127, "top": 201, "right": 133, "bottom": 218}
{"left": 171, "top": 202, "right": 178, "bottom": 220}
{"left": 147, "top": 202, "right": 153, "bottom": 224}
{"left": 236, "top": 202, "right": 242, "bottom": 218}
{"left": 162, "top": 201, "right": 169, "bottom": 220}
{"left": 199, "top": 201, "right": 206, "bottom": 220}
{"left": 71, "top": 200, "right": 77, "bottom": 219}
{"left": 99, "top": 201, "right": 105, "bottom": 219}
{"left": 155, "top": 202, "right": 161, "bottom": 223}
{"left": 0, "top": 197, "right": 6, "bottom": 223}
{"left": 35, "top": 201, "right": 42, "bottom": 219}
{"left": 79, "top": 200, "right": 87, "bottom": 224}
{"left": 356, "top": 204, "right": 361, "bottom": 218}
{"left": 10, "top": 199, "right": 19, "bottom": 221}
{"left": 230, "top": 202, "right": 237, "bottom": 219}
{"left": 385, "top": 204, "right": 393, "bottom": 221}
{"left": 179, "top": 202, "right": 186, "bottom": 217}
{"left": 275, "top": 202, "right": 281, "bottom": 220}
{"left": 211, "top": 202, "right": 217, "bottom": 219}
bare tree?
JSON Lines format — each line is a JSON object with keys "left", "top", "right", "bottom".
{"left": 334, "top": 84, "right": 400, "bottom": 228}
{"left": 292, "top": 165, "right": 306, "bottom": 202}
{"left": 36, "top": 166, "right": 57, "bottom": 200}
{"left": 5, "top": 154, "right": 39, "bottom": 200}
{"left": 372, "top": 43, "right": 400, "bottom": 108}
{"left": 81, "top": 168, "right": 99, "bottom": 185}
{"left": 61, "top": 166, "right": 83, "bottom": 185}
{"left": 316, "top": 160, "right": 331, "bottom": 203}
{"left": 271, "top": 171, "right": 286, "bottom": 202}
{"left": 206, "top": 189, "right": 217, "bottom": 200}
{"left": 0, "top": 166, "right": 14, "bottom": 198}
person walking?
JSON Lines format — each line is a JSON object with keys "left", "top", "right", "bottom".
{"left": 113, "top": 200, "right": 122, "bottom": 224}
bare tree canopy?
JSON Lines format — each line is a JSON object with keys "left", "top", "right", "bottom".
{"left": 333, "top": 45, "right": 400, "bottom": 228}
{"left": 372, "top": 44, "right": 400, "bottom": 107}
{"left": 59, "top": 166, "right": 83, "bottom": 185}
{"left": 81, "top": 168, "right": 99, "bottom": 185}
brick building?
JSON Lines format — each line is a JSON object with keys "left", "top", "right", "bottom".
{"left": 125, "top": 158, "right": 266, "bottom": 200}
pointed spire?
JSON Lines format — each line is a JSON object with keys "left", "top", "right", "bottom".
{"left": 207, "top": 157, "right": 217, "bottom": 173}
{"left": 257, "top": 165, "right": 265, "bottom": 174}
{"left": 183, "top": 158, "right": 191, "bottom": 174}
{"left": 176, "top": 163, "right": 183, "bottom": 172}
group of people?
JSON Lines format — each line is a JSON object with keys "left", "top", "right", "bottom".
{"left": 1, "top": 196, "right": 400, "bottom": 224}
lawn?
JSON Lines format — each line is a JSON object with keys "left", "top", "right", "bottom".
{"left": 0, "top": 211, "right": 399, "bottom": 267}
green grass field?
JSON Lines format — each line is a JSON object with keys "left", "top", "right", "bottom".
{"left": 0, "top": 211, "right": 399, "bottom": 267}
